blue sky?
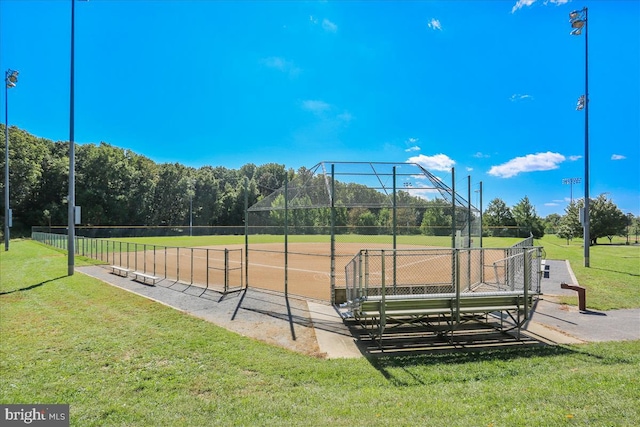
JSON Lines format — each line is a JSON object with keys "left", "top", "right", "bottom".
{"left": 1, "top": 0, "right": 638, "bottom": 218}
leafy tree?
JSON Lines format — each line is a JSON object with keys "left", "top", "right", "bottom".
{"left": 544, "top": 213, "right": 562, "bottom": 234}
{"left": 152, "top": 163, "right": 195, "bottom": 225}
{"left": 559, "top": 195, "right": 628, "bottom": 245}
{"left": 420, "top": 199, "right": 451, "bottom": 236}
{"left": 589, "top": 194, "right": 627, "bottom": 244}
{"left": 559, "top": 201, "right": 582, "bottom": 240}
{"left": 512, "top": 196, "right": 544, "bottom": 238}
{"left": 556, "top": 221, "right": 575, "bottom": 244}
{"left": 483, "top": 198, "right": 516, "bottom": 237}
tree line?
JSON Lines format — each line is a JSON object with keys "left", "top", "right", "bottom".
{"left": 1, "top": 125, "right": 637, "bottom": 243}
{"left": 483, "top": 195, "right": 638, "bottom": 245}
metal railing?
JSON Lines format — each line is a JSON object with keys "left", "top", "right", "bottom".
{"left": 32, "top": 232, "right": 243, "bottom": 295}
{"left": 344, "top": 246, "right": 542, "bottom": 304}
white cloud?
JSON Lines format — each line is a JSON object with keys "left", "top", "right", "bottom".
{"left": 569, "top": 155, "right": 582, "bottom": 161}
{"left": 261, "top": 57, "right": 300, "bottom": 77}
{"left": 337, "top": 111, "right": 353, "bottom": 123}
{"left": 488, "top": 152, "right": 565, "bottom": 178}
{"left": 474, "top": 152, "right": 490, "bottom": 158}
{"left": 302, "top": 100, "right": 331, "bottom": 114}
{"left": 510, "top": 94, "right": 533, "bottom": 102}
{"left": 322, "top": 18, "right": 338, "bottom": 33}
{"left": 466, "top": 167, "right": 474, "bottom": 172}
{"left": 512, "top": 0, "right": 570, "bottom": 13}
{"left": 427, "top": 18, "right": 442, "bottom": 31}
{"left": 611, "top": 154, "right": 626, "bottom": 160}
{"left": 407, "top": 153, "right": 455, "bottom": 172}
{"left": 545, "top": 202, "right": 560, "bottom": 207}
{"left": 404, "top": 137, "right": 420, "bottom": 152}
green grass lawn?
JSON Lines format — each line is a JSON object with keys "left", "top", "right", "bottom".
{"left": 2, "top": 240, "right": 639, "bottom": 426}
{"left": 536, "top": 235, "right": 640, "bottom": 310}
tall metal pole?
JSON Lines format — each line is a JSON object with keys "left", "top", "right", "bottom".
{"left": 583, "top": 7, "right": 590, "bottom": 267}
{"left": 284, "top": 174, "right": 288, "bottom": 295}
{"left": 68, "top": 0, "right": 76, "bottom": 275}
{"left": 189, "top": 194, "right": 193, "bottom": 236}
{"left": 330, "top": 164, "right": 335, "bottom": 304}
{"left": 3, "top": 69, "right": 17, "bottom": 251}
{"left": 451, "top": 167, "right": 456, "bottom": 249}
{"left": 4, "top": 77, "right": 9, "bottom": 251}
{"left": 479, "top": 181, "right": 483, "bottom": 249}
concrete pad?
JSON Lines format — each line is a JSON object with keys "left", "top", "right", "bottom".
{"left": 522, "top": 321, "right": 585, "bottom": 345}
{"left": 307, "top": 302, "right": 362, "bottom": 358}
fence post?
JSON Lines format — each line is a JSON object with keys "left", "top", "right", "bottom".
{"left": 454, "top": 249, "right": 460, "bottom": 325}
{"left": 364, "top": 250, "right": 370, "bottom": 298}
{"left": 206, "top": 249, "right": 210, "bottom": 289}
{"left": 380, "top": 250, "right": 386, "bottom": 335}
{"left": 524, "top": 248, "right": 530, "bottom": 320}
{"left": 225, "top": 249, "right": 229, "bottom": 293}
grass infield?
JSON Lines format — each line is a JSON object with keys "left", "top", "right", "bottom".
{"left": 1, "top": 240, "right": 639, "bottom": 426}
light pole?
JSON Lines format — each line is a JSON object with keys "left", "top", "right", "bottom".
{"left": 4, "top": 69, "right": 18, "bottom": 252}
{"left": 570, "top": 7, "right": 590, "bottom": 267}
{"left": 562, "top": 177, "right": 581, "bottom": 205}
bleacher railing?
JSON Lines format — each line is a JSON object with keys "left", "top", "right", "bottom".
{"left": 344, "top": 246, "right": 542, "bottom": 304}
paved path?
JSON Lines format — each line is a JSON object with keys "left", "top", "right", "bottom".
{"left": 533, "top": 258, "right": 640, "bottom": 343}
{"left": 79, "top": 261, "right": 640, "bottom": 359}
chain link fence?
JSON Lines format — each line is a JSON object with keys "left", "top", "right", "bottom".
{"left": 32, "top": 231, "right": 243, "bottom": 295}
{"left": 344, "top": 246, "right": 542, "bottom": 303}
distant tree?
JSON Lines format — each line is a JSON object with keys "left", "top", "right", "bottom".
{"left": 544, "top": 213, "right": 562, "bottom": 234}
{"left": 512, "top": 196, "right": 544, "bottom": 238}
{"left": 556, "top": 222, "right": 575, "bottom": 245}
{"left": 631, "top": 215, "right": 640, "bottom": 244}
{"left": 559, "top": 195, "right": 628, "bottom": 245}
{"left": 483, "top": 198, "right": 516, "bottom": 237}
{"left": 348, "top": 207, "right": 377, "bottom": 234}
{"left": 560, "top": 201, "right": 582, "bottom": 240}
{"left": 625, "top": 213, "right": 635, "bottom": 244}
{"left": 589, "top": 194, "right": 627, "bottom": 244}
{"left": 420, "top": 199, "right": 451, "bottom": 236}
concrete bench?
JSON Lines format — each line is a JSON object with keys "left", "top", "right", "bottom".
{"left": 132, "top": 271, "right": 159, "bottom": 286}
{"left": 110, "top": 265, "right": 131, "bottom": 277}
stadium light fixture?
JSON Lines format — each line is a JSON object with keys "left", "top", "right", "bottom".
{"left": 562, "top": 177, "right": 582, "bottom": 205}
{"left": 4, "top": 69, "right": 19, "bottom": 251}
{"left": 569, "top": 7, "right": 590, "bottom": 267}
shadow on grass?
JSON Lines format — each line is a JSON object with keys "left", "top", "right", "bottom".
{"left": 231, "top": 288, "right": 311, "bottom": 341}
{"left": 0, "top": 276, "right": 66, "bottom": 296}
{"left": 366, "top": 337, "right": 637, "bottom": 386}
{"left": 591, "top": 266, "right": 640, "bottom": 277}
